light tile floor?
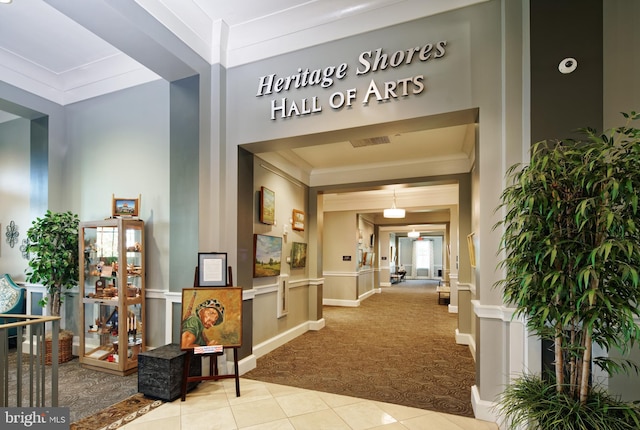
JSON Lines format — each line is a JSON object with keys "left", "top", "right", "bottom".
{"left": 119, "top": 378, "right": 499, "bottom": 430}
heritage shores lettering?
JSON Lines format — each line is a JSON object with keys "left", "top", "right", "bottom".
{"left": 255, "top": 40, "right": 447, "bottom": 120}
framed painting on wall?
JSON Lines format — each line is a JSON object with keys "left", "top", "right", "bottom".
{"left": 253, "top": 234, "right": 282, "bottom": 278}
{"left": 260, "top": 187, "right": 275, "bottom": 225}
{"left": 366, "top": 252, "right": 375, "bottom": 266}
{"left": 291, "top": 242, "right": 307, "bottom": 268}
{"left": 467, "top": 232, "right": 476, "bottom": 268}
{"left": 180, "top": 287, "right": 242, "bottom": 350}
{"left": 292, "top": 209, "right": 305, "bottom": 231}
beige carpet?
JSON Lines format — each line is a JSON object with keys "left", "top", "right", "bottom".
{"left": 244, "top": 281, "right": 476, "bottom": 417}
{"left": 7, "top": 280, "right": 474, "bottom": 426}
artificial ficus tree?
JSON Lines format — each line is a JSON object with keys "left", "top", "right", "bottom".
{"left": 495, "top": 112, "right": 640, "bottom": 428}
{"left": 26, "top": 210, "right": 80, "bottom": 316}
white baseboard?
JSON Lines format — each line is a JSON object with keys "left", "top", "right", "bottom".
{"left": 308, "top": 318, "right": 325, "bottom": 331}
{"left": 471, "top": 385, "right": 499, "bottom": 423}
{"left": 238, "top": 354, "right": 257, "bottom": 375}
{"left": 324, "top": 289, "right": 378, "bottom": 308}
{"left": 455, "top": 329, "right": 471, "bottom": 345}
{"left": 323, "top": 298, "right": 360, "bottom": 307}
{"left": 237, "top": 319, "right": 323, "bottom": 375}
{"left": 252, "top": 322, "right": 310, "bottom": 359}
{"left": 359, "top": 289, "right": 377, "bottom": 301}
{"left": 455, "top": 329, "right": 476, "bottom": 361}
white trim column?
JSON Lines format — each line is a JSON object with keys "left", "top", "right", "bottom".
{"left": 471, "top": 301, "right": 541, "bottom": 424}
{"left": 448, "top": 273, "right": 458, "bottom": 313}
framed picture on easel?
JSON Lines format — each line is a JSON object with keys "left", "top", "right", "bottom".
{"left": 197, "top": 252, "right": 227, "bottom": 287}
{"left": 180, "top": 287, "right": 242, "bottom": 350}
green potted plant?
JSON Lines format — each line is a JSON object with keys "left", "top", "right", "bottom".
{"left": 495, "top": 112, "right": 640, "bottom": 429}
{"left": 25, "top": 210, "right": 80, "bottom": 317}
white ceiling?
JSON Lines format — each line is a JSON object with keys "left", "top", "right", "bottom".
{"left": 0, "top": 0, "right": 483, "bottom": 221}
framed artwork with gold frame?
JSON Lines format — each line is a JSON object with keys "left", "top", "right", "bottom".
{"left": 112, "top": 194, "right": 140, "bottom": 217}
{"left": 253, "top": 234, "right": 282, "bottom": 278}
{"left": 292, "top": 209, "right": 305, "bottom": 231}
{"left": 180, "top": 287, "right": 242, "bottom": 350}
{"left": 291, "top": 242, "right": 307, "bottom": 268}
{"left": 467, "top": 232, "right": 476, "bottom": 268}
{"left": 260, "top": 187, "right": 275, "bottom": 225}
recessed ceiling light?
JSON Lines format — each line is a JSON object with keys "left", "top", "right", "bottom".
{"left": 0, "top": 0, "right": 13, "bottom": 4}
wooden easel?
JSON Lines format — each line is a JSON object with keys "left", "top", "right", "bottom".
{"left": 181, "top": 347, "right": 240, "bottom": 401}
{"left": 181, "top": 265, "right": 240, "bottom": 401}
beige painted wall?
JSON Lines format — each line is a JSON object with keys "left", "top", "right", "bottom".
{"left": 251, "top": 159, "right": 314, "bottom": 342}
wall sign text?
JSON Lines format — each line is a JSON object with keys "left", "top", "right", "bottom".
{"left": 256, "top": 41, "right": 447, "bottom": 120}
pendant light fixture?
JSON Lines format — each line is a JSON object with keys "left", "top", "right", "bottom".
{"left": 383, "top": 189, "right": 405, "bottom": 218}
{"left": 408, "top": 229, "right": 420, "bottom": 239}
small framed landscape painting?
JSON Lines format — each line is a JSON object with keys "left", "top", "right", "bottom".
{"left": 253, "top": 234, "right": 282, "bottom": 278}
{"left": 291, "top": 242, "right": 307, "bottom": 268}
{"left": 112, "top": 195, "right": 140, "bottom": 217}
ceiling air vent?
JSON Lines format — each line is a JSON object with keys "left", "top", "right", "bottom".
{"left": 350, "top": 136, "right": 391, "bottom": 148}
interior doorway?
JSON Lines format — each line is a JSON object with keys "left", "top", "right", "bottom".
{"left": 237, "top": 109, "right": 478, "bottom": 410}
{"left": 398, "top": 235, "right": 444, "bottom": 280}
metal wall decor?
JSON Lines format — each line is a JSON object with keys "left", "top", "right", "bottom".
{"left": 20, "top": 238, "right": 30, "bottom": 259}
{"left": 5, "top": 220, "right": 18, "bottom": 248}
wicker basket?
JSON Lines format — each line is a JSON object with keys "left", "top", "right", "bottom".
{"left": 45, "top": 330, "right": 74, "bottom": 365}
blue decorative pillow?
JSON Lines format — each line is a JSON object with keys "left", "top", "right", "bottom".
{"left": 0, "top": 277, "right": 20, "bottom": 313}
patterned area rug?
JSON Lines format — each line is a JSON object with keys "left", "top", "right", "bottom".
{"left": 70, "top": 393, "right": 163, "bottom": 430}
{"left": 244, "top": 281, "right": 476, "bottom": 417}
{"left": 5, "top": 352, "right": 142, "bottom": 423}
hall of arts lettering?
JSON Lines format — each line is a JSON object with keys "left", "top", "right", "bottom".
{"left": 259, "top": 40, "right": 447, "bottom": 120}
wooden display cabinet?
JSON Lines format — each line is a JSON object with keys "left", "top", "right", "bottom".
{"left": 78, "top": 218, "right": 145, "bottom": 375}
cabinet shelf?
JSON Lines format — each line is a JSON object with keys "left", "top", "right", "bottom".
{"left": 78, "top": 218, "right": 145, "bottom": 376}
